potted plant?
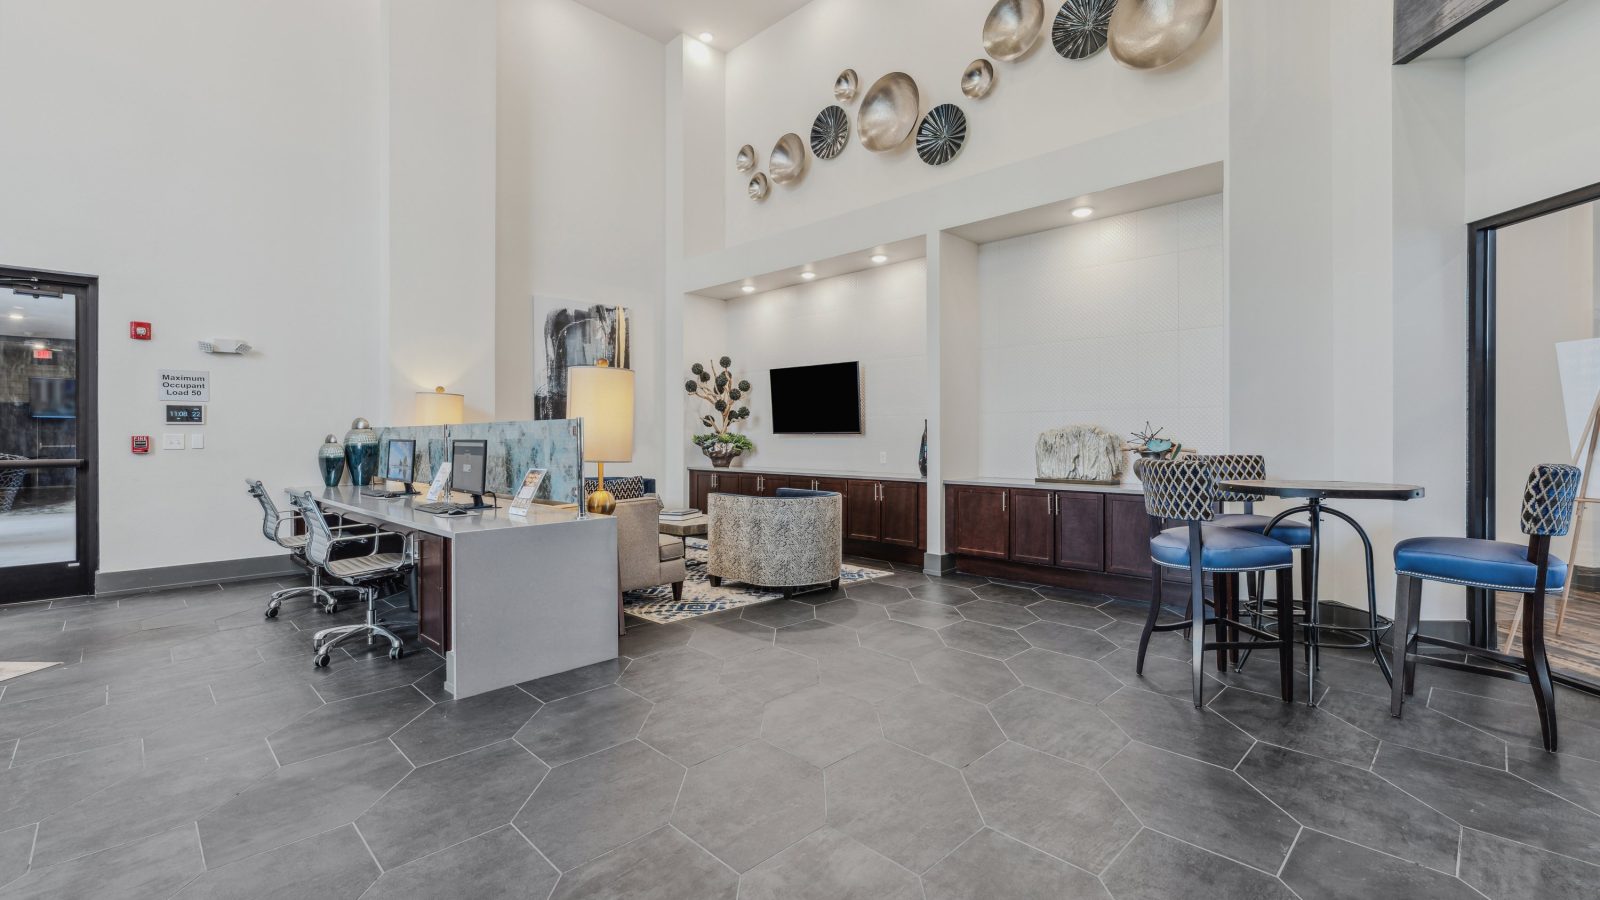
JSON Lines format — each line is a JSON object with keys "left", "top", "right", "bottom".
{"left": 685, "top": 356, "right": 754, "bottom": 467}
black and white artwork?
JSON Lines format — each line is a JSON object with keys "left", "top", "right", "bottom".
{"left": 1053, "top": 0, "right": 1115, "bottom": 59}
{"left": 810, "top": 105, "right": 849, "bottom": 160}
{"left": 915, "top": 104, "right": 967, "bottom": 166}
{"left": 532, "top": 297, "right": 631, "bottom": 420}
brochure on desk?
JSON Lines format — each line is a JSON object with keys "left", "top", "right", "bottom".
{"left": 378, "top": 419, "right": 582, "bottom": 506}
{"left": 509, "top": 469, "right": 548, "bottom": 517}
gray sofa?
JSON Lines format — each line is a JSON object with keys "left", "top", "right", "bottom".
{"left": 707, "top": 488, "right": 842, "bottom": 597}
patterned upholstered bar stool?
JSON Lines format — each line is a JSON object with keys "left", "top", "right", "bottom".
{"left": 1136, "top": 458, "right": 1298, "bottom": 707}
{"left": 1390, "top": 463, "right": 1580, "bottom": 751}
{"left": 1197, "top": 454, "right": 1312, "bottom": 670}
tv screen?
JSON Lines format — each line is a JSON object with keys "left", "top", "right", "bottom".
{"left": 769, "top": 361, "right": 861, "bottom": 434}
{"left": 29, "top": 377, "right": 76, "bottom": 419}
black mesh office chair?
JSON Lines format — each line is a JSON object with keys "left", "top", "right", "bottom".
{"left": 290, "top": 490, "right": 416, "bottom": 667}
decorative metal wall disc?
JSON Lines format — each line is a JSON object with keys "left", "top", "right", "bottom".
{"left": 769, "top": 133, "right": 809, "bottom": 185}
{"left": 982, "top": 0, "right": 1046, "bottom": 62}
{"left": 916, "top": 104, "right": 967, "bottom": 166}
{"left": 858, "top": 72, "right": 920, "bottom": 151}
{"left": 810, "top": 106, "right": 849, "bottom": 160}
{"left": 1107, "top": 0, "right": 1217, "bottom": 69}
{"left": 735, "top": 144, "right": 756, "bottom": 172}
{"left": 834, "top": 69, "right": 859, "bottom": 103}
{"left": 1053, "top": 0, "right": 1114, "bottom": 59}
{"left": 748, "top": 172, "right": 770, "bottom": 201}
{"left": 961, "top": 59, "right": 996, "bottom": 99}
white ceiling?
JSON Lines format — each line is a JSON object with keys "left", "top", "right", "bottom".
{"left": 571, "top": 0, "right": 812, "bottom": 47}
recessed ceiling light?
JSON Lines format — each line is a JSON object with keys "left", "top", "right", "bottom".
{"left": 1071, "top": 206, "right": 1094, "bottom": 219}
{"left": 870, "top": 254, "right": 888, "bottom": 264}
{"left": 6, "top": 313, "right": 21, "bottom": 320}
{"left": 800, "top": 271, "right": 817, "bottom": 280}
{"left": 698, "top": 32, "right": 713, "bottom": 43}
{"left": 31, "top": 341, "right": 46, "bottom": 350}
{"left": 741, "top": 284, "right": 756, "bottom": 294}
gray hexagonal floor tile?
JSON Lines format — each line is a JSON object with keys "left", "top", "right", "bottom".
{"left": 515, "top": 740, "right": 684, "bottom": 870}
{"left": 1019, "top": 620, "right": 1118, "bottom": 660}
{"left": 549, "top": 826, "right": 736, "bottom": 900}
{"left": 1007, "top": 648, "right": 1121, "bottom": 703}
{"left": 814, "top": 599, "right": 890, "bottom": 629}
{"left": 686, "top": 619, "right": 776, "bottom": 659}
{"left": 825, "top": 740, "right": 981, "bottom": 872}
{"left": 1281, "top": 831, "right": 1469, "bottom": 900}
{"left": 763, "top": 685, "right": 881, "bottom": 768}
{"left": 639, "top": 685, "right": 764, "bottom": 766}
{"left": 1027, "top": 598, "right": 1115, "bottom": 629}
{"left": 911, "top": 583, "right": 980, "bottom": 607}
{"left": 720, "top": 646, "right": 819, "bottom": 703}
{"left": 1210, "top": 686, "right": 1378, "bottom": 767}
{"left": 775, "top": 620, "right": 860, "bottom": 658}
{"left": 513, "top": 683, "right": 651, "bottom": 766}
{"left": 619, "top": 647, "right": 724, "bottom": 702}
{"left": 990, "top": 686, "right": 1128, "bottom": 769}
{"left": 672, "top": 741, "right": 823, "bottom": 872}
{"left": 964, "top": 742, "right": 1138, "bottom": 871}
{"left": 619, "top": 622, "right": 692, "bottom": 659}
{"left": 924, "top": 828, "right": 1112, "bottom": 900}
{"left": 856, "top": 619, "right": 945, "bottom": 661}
{"left": 885, "top": 599, "right": 965, "bottom": 629}
{"left": 912, "top": 648, "right": 1019, "bottom": 704}
{"left": 878, "top": 684, "right": 1005, "bottom": 767}
{"left": 1098, "top": 686, "right": 1255, "bottom": 768}
{"left": 742, "top": 599, "right": 816, "bottom": 629}
{"left": 938, "top": 621, "right": 1030, "bottom": 660}
{"left": 740, "top": 826, "right": 920, "bottom": 900}
{"left": 1102, "top": 829, "right": 1295, "bottom": 900}
{"left": 818, "top": 647, "right": 918, "bottom": 703}
{"left": 958, "top": 599, "right": 1037, "bottom": 629}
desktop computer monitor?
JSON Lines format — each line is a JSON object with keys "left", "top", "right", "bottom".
{"left": 383, "top": 439, "right": 416, "bottom": 491}
{"left": 451, "top": 440, "right": 489, "bottom": 508}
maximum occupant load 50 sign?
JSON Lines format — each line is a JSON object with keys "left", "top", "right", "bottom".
{"left": 158, "top": 369, "right": 210, "bottom": 402}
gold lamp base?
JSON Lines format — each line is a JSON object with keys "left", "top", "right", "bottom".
{"left": 586, "top": 461, "right": 617, "bottom": 515}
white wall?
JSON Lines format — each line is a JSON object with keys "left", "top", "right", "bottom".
{"left": 496, "top": 0, "right": 666, "bottom": 478}
{"left": 722, "top": 0, "right": 1224, "bottom": 244}
{"left": 713, "top": 260, "right": 927, "bottom": 475}
{"left": 0, "top": 0, "right": 386, "bottom": 576}
{"left": 976, "top": 195, "right": 1225, "bottom": 480}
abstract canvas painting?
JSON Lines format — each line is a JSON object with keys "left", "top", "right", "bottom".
{"left": 533, "top": 297, "right": 631, "bottom": 420}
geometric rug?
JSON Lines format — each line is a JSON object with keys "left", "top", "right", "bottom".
{"left": 623, "top": 538, "right": 892, "bottom": 625}
{"left": 0, "top": 661, "right": 63, "bottom": 682}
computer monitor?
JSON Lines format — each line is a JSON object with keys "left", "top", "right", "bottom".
{"left": 450, "top": 439, "right": 489, "bottom": 508}
{"left": 383, "top": 439, "right": 416, "bottom": 492}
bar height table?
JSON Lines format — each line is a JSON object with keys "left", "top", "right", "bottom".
{"left": 1217, "top": 478, "right": 1424, "bottom": 703}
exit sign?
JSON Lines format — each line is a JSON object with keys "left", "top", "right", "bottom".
{"left": 32, "top": 347, "right": 52, "bottom": 360}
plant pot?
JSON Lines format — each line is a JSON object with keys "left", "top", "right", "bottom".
{"left": 702, "top": 443, "right": 742, "bottom": 468}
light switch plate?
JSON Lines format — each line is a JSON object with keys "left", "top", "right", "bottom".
{"left": 879, "top": 451, "right": 887, "bottom": 464}
{"left": 163, "top": 434, "right": 184, "bottom": 450}
{"left": 190, "top": 433, "right": 205, "bottom": 450}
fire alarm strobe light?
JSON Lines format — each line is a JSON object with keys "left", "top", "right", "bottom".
{"left": 130, "top": 322, "right": 152, "bottom": 340}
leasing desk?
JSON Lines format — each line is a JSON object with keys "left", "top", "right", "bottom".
{"left": 301, "top": 486, "right": 619, "bottom": 700}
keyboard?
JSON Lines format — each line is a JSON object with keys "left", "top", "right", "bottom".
{"left": 362, "top": 489, "right": 403, "bottom": 499}
{"left": 413, "top": 501, "right": 459, "bottom": 514}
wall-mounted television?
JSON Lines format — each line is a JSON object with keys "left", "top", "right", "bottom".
{"left": 29, "top": 377, "right": 76, "bottom": 419}
{"left": 769, "top": 361, "right": 862, "bottom": 434}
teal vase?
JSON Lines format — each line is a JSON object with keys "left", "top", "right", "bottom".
{"left": 318, "top": 434, "right": 346, "bottom": 486}
{"left": 343, "top": 418, "right": 380, "bottom": 486}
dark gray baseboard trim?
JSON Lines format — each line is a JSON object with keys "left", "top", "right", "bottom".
{"left": 923, "top": 552, "right": 957, "bottom": 576}
{"left": 96, "top": 554, "right": 300, "bottom": 597}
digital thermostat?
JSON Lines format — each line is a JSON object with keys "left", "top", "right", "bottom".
{"left": 165, "top": 404, "right": 205, "bottom": 425}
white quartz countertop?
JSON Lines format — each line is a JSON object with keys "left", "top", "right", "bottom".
{"left": 290, "top": 485, "right": 594, "bottom": 539}
{"left": 688, "top": 465, "right": 926, "bottom": 483}
{"left": 942, "top": 477, "right": 1144, "bottom": 495}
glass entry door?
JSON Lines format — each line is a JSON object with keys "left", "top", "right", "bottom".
{"left": 0, "top": 267, "right": 97, "bottom": 603}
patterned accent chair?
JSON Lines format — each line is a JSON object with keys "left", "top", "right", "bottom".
{"left": 0, "top": 454, "right": 26, "bottom": 513}
{"left": 1390, "top": 463, "right": 1581, "bottom": 751}
{"left": 707, "top": 488, "right": 842, "bottom": 598}
{"left": 615, "top": 496, "right": 687, "bottom": 633}
{"left": 1135, "top": 458, "right": 1297, "bottom": 708}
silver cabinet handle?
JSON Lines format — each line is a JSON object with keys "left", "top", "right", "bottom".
{"left": 1002, "top": 491, "right": 1007, "bottom": 513}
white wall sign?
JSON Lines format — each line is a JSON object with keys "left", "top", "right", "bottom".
{"left": 158, "top": 369, "right": 210, "bottom": 402}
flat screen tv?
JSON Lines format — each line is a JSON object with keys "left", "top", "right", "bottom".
{"left": 29, "top": 377, "right": 76, "bottom": 419}
{"left": 769, "top": 361, "right": 861, "bottom": 434}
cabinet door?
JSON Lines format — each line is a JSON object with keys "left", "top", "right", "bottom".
{"left": 689, "top": 471, "right": 712, "bottom": 513}
{"left": 723, "top": 473, "right": 755, "bottom": 495}
{"left": 951, "top": 486, "right": 1009, "bottom": 559}
{"left": 844, "top": 479, "right": 882, "bottom": 541}
{"left": 1053, "top": 492, "right": 1106, "bottom": 571}
{"left": 813, "top": 478, "right": 850, "bottom": 536}
{"left": 1008, "top": 489, "right": 1055, "bottom": 565}
{"left": 1105, "top": 494, "right": 1160, "bottom": 578}
{"left": 415, "top": 532, "right": 452, "bottom": 653}
{"left": 879, "top": 481, "right": 921, "bottom": 548}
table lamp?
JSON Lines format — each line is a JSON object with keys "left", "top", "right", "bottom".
{"left": 415, "top": 386, "right": 464, "bottom": 425}
{"left": 567, "top": 360, "right": 634, "bottom": 514}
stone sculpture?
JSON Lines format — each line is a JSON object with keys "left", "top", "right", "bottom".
{"left": 1036, "top": 424, "right": 1125, "bottom": 483}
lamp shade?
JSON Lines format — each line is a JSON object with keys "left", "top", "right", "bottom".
{"left": 567, "top": 363, "right": 635, "bottom": 463}
{"left": 414, "top": 386, "right": 464, "bottom": 425}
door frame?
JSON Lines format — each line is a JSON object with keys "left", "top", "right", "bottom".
{"left": 0, "top": 265, "right": 99, "bottom": 602}
{"left": 1466, "top": 180, "right": 1600, "bottom": 647}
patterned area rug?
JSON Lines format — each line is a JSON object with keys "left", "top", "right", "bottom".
{"left": 624, "top": 538, "right": 892, "bottom": 624}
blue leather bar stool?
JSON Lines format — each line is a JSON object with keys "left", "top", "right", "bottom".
{"left": 1136, "top": 458, "right": 1298, "bottom": 708}
{"left": 1197, "top": 454, "right": 1312, "bottom": 670}
{"left": 1390, "top": 463, "right": 1580, "bottom": 751}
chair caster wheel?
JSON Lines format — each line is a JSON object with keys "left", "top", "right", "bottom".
{"left": 326, "top": 604, "right": 338, "bottom": 614}
{"left": 314, "top": 652, "right": 331, "bottom": 668}
{"left": 264, "top": 608, "right": 278, "bottom": 619}
{"left": 389, "top": 645, "right": 404, "bottom": 661}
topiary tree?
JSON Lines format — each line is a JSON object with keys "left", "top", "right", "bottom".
{"left": 685, "top": 356, "right": 752, "bottom": 440}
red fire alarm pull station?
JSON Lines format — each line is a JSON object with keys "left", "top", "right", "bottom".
{"left": 130, "top": 322, "right": 152, "bottom": 340}
{"left": 131, "top": 435, "right": 151, "bottom": 454}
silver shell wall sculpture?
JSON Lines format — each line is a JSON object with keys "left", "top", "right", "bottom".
{"left": 735, "top": 144, "right": 756, "bottom": 172}
{"left": 810, "top": 106, "right": 849, "bottom": 160}
{"left": 748, "top": 172, "right": 770, "bottom": 201}
{"left": 1107, "top": 0, "right": 1218, "bottom": 69}
{"left": 858, "top": 72, "right": 921, "bottom": 151}
{"left": 915, "top": 104, "right": 967, "bottom": 166}
{"left": 1052, "top": 0, "right": 1115, "bottom": 59}
{"left": 769, "top": 133, "right": 809, "bottom": 185}
{"left": 961, "top": 59, "right": 995, "bottom": 99}
{"left": 982, "top": 0, "right": 1046, "bottom": 62}
{"left": 833, "top": 68, "right": 859, "bottom": 103}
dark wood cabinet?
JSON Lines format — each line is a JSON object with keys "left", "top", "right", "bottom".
{"left": 1104, "top": 494, "right": 1155, "bottom": 577}
{"left": 1008, "top": 489, "right": 1056, "bottom": 566}
{"left": 949, "top": 486, "right": 1010, "bottom": 559}
{"left": 415, "top": 532, "right": 451, "bottom": 653}
{"left": 1054, "top": 492, "right": 1105, "bottom": 571}
{"left": 844, "top": 479, "right": 883, "bottom": 542}
{"left": 688, "top": 468, "right": 925, "bottom": 565}
{"left": 879, "top": 481, "right": 921, "bottom": 548}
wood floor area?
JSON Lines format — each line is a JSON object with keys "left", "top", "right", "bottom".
{"left": 1495, "top": 588, "right": 1600, "bottom": 680}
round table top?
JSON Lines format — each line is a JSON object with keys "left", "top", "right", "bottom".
{"left": 1216, "top": 479, "right": 1425, "bottom": 501}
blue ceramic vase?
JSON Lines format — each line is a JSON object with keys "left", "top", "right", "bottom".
{"left": 343, "top": 418, "right": 380, "bottom": 486}
{"left": 318, "top": 434, "right": 346, "bottom": 486}
{"left": 918, "top": 420, "right": 928, "bottom": 477}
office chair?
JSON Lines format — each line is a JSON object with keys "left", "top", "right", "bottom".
{"left": 246, "top": 479, "right": 364, "bottom": 618}
{"left": 290, "top": 490, "right": 416, "bottom": 667}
